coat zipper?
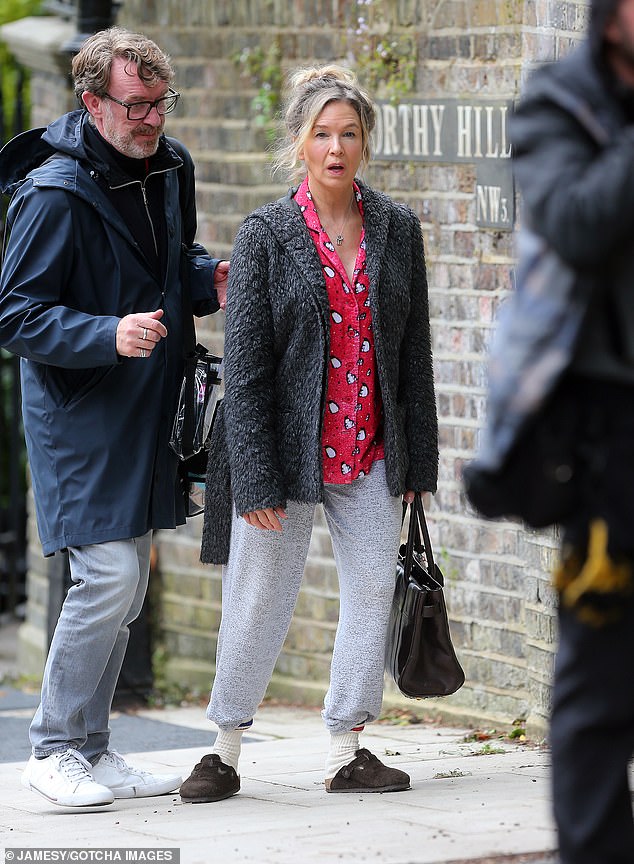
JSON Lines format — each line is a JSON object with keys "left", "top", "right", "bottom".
{"left": 108, "top": 165, "right": 175, "bottom": 264}
{"left": 140, "top": 181, "right": 158, "bottom": 258}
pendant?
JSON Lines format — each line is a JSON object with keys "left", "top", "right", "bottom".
{"left": 336, "top": 235, "right": 343, "bottom": 246}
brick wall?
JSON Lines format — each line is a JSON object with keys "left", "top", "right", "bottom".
{"left": 114, "top": 0, "right": 590, "bottom": 734}
{"left": 9, "top": 0, "right": 590, "bottom": 735}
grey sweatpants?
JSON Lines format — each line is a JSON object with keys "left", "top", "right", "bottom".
{"left": 207, "top": 460, "right": 403, "bottom": 734}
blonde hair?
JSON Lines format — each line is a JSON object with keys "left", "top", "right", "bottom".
{"left": 272, "top": 64, "right": 376, "bottom": 182}
{"left": 71, "top": 26, "right": 174, "bottom": 102}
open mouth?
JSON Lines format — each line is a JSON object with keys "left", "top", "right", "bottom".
{"left": 328, "top": 163, "right": 345, "bottom": 174}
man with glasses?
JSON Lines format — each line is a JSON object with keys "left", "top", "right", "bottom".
{"left": 0, "top": 27, "right": 227, "bottom": 807}
{"left": 102, "top": 89, "right": 180, "bottom": 120}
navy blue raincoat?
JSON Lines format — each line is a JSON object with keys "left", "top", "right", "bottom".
{"left": 0, "top": 111, "right": 220, "bottom": 554}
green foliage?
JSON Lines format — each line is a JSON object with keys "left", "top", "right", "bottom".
{"left": 464, "top": 721, "right": 529, "bottom": 747}
{"left": 231, "top": 3, "right": 416, "bottom": 130}
{"left": 0, "top": 49, "right": 28, "bottom": 140}
{"left": 345, "top": 0, "right": 417, "bottom": 102}
{"left": 508, "top": 726, "right": 526, "bottom": 740}
{"left": 439, "top": 547, "right": 461, "bottom": 582}
{"left": 0, "top": 0, "right": 42, "bottom": 24}
{"left": 0, "top": 0, "right": 41, "bottom": 141}
{"left": 0, "top": 2, "right": 40, "bottom": 513}
{"left": 231, "top": 40, "right": 283, "bottom": 131}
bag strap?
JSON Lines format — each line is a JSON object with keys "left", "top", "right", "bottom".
{"left": 403, "top": 493, "right": 442, "bottom": 586}
{"left": 402, "top": 499, "right": 418, "bottom": 579}
{"left": 414, "top": 493, "right": 436, "bottom": 573}
{"left": 178, "top": 163, "right": 197, "bottom": 457}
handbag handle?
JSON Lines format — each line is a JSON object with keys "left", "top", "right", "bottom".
{"left": 179, "top": 244, "right": 198, "bottom": 459}
{"left": 403, "top": 493, "right": 440, "bottom": 585}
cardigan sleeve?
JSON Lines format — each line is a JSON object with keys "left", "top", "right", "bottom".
{"left": 402, "top": 215, "right": 439, "bottom": 493}
{"left": 221, "top": 216, "right": 287, "bottom": 515}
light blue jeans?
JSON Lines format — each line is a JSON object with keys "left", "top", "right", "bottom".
{"left": 30, "top": 531, "right": 152, "bottom": 761}
{"left": 208, "top": 461, "right": 403, "bottom": 734}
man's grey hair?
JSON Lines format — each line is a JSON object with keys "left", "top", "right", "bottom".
{"left": 71, "top": 26, "right": 174, "bottom": 102}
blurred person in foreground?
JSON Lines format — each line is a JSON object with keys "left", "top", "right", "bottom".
{"left": 179, "top": 65, "right": 438, "bottom": 804}
{"left": 510, "top": 0, "right": 634, "bottom": 860}
{"left": 0, "top": 27, "right": 227, "bottom": 807}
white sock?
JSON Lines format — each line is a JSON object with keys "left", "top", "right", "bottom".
{"left": 324, "top": 730, "right": 361, "bottom": 781}
{"left": 212, "top": 725, "right": 249, "bottom": 773}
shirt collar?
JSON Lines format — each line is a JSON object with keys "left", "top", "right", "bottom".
{"left": 294, "top": 176, "right": 363, "bottom": 235}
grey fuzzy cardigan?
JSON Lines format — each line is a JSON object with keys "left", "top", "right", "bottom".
{"left": 201, "top": 181, "right": 438, "bottom": 565}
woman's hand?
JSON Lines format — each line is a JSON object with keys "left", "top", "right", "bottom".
{"left": 403, "top": 490, "right": 432, "bottom": 508}
{"left": 242, "top": 506, "right": 288, "bottom": 531}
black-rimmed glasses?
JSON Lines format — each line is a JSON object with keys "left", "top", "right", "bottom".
{"left": 102, "top": 89, "right": 180, "bottom": 121}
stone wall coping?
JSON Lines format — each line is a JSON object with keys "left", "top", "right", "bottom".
{"left": 0, "top": 16, "right": 74, "bottom": 77}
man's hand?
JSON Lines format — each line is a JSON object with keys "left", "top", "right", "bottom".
{"left": 116, "top": 308, "right": 167, "bottom": 358}
{"left": 214, "top": 260, "right": 229, "bottom": 310}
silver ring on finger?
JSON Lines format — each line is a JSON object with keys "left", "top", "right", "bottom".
{"left": 142, "top": 327, "right": 148, "bottom": 341}
{"left": 140, "top": 347, "right": 146, "bottom": 358}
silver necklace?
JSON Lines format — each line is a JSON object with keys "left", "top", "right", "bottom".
{"left": 334, "top": 193, "right": 355, "bottom": 246}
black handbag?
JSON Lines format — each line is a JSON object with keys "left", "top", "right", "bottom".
{"left": 385, "top": 494, "right": 465, "bottom": 699}
{"left": 169, "top": 346, "right": 222, "bottom": 517}
{"left": 170, "top": 247, "right": 222, "bottom": 517}
{"left": 169, "top": 343, "right": 222, "bottom": 461}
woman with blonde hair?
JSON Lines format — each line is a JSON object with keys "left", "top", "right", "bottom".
{"left": 180, "top": 64, "right": 438, "bottom": 803}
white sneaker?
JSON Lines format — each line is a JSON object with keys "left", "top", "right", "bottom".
{"left": 91, "top": 749, "right": 182, "bottom": 799}
{"left": 22, "top": 749, "right": 115, "bottom": 807}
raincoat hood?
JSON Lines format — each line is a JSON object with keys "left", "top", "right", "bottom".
{"left": 0, "top": 111, "right": 88, "bottom": 196}
{"left": 0, "top": 129, "right": 55, "bottom": 196}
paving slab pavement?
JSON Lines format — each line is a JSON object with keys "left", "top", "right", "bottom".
{"left": 0, "top": 614, "right": 559, "bottom": 862}
{"left": 0, "top": 698, "right": 558, "bottom": 864}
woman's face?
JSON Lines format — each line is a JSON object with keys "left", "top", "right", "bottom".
{"left": 298, "top": 100, "right": 363, "bottom": 194}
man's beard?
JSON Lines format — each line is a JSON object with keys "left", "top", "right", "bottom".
{"left": 105, "top": 122, "right": 161, "bottom": 158}
{"left": 102, "top": 102, "right": 162, "bottom": 158}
